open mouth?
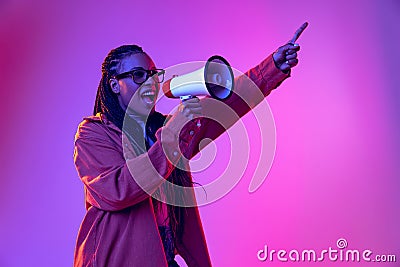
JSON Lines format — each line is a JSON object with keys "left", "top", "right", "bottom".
{"left": 140, "top": 89, "right": 156, "bottom": 105}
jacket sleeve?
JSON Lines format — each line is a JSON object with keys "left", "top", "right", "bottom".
{"left": 183, "top": 54, "right": 290, "bottom": 159}
{"left": 174, "top": 55, "right": 290, "bottom": 266}
{"left": 73, "top": 121, "right": 178, "bottom": 211}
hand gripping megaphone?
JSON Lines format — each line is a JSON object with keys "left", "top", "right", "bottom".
{"left": 162, "top": 55, "right": 234, "bottom": 101}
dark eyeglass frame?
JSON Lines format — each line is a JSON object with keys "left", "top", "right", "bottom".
{"left": 112, "top": 68, "right": 165, "bottom": 85}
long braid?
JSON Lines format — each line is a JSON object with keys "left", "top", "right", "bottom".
{"left": 94, "top": 44, "right": 194, "bottom": 245}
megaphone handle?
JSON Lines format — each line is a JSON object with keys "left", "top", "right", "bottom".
{"left": 180, "top": 95, "right": 202, "bottom": 128}
{"left": 180, "top": 95, "right": 193, "bottom": 101}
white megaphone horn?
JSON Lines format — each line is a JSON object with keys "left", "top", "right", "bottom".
{"left": 162, "top": 55, "right": 234, "bottom": 101}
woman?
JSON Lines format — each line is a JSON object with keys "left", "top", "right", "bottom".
{"left": 73, "top": 25, "right": 304, "bottom": 267}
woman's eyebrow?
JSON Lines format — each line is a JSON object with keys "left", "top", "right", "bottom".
{"left": 127, "top": 67, "right": 145, "bottom": 71}
{"left": 126, "top": 66, "right": 157, "bottom": 71}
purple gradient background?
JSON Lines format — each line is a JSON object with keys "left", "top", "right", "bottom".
{"left": 0, "top": 0, "right": 399, "bottom": 266}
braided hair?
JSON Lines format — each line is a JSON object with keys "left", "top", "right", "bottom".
{"left": 93, "top": 44, "right": 193, "bottom": 245}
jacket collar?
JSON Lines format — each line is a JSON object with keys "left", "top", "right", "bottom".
{"left": 83, "top": 113, "right": 122, "bottom": 133}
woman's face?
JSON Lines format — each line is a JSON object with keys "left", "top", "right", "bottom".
{"left": 111, "top": 53, "right": 159, "bottom": 117}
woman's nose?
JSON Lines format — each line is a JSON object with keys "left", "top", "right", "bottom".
{"left": 144, "top": 75, "right": 157, "bottom": 85}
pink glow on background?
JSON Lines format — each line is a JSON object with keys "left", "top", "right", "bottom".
{"left": 0, "top": 0, "right": 399, "bottom": 266}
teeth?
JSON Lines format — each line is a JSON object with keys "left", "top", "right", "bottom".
{"left": 142, "top": 91, "right": 155, "bottom": 96}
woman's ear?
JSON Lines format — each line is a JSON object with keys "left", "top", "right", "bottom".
{"left": 109, "top": 78, "right": 120, "bottom": 94}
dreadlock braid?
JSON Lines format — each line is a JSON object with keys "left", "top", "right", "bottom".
{"left": 93, "top": 44, "right": 198, "bottom": 246}
{"left": 93, "top": 45, "right": 144, "bottom": 129}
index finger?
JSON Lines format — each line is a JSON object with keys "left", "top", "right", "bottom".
{"left": 289, "top": 22, "right": 309, "bottom": 44}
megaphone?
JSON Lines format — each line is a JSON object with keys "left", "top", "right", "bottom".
{"left": 162, "top": 55, "right": 234, "bottom": 101}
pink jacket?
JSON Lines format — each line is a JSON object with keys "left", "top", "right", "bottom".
{"left": 73, "top": 54, "right": 289, "bottom": 267}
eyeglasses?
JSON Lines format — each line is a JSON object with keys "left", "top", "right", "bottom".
{"left": 113, "top": 69, "right": 165, "bottom": 85}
